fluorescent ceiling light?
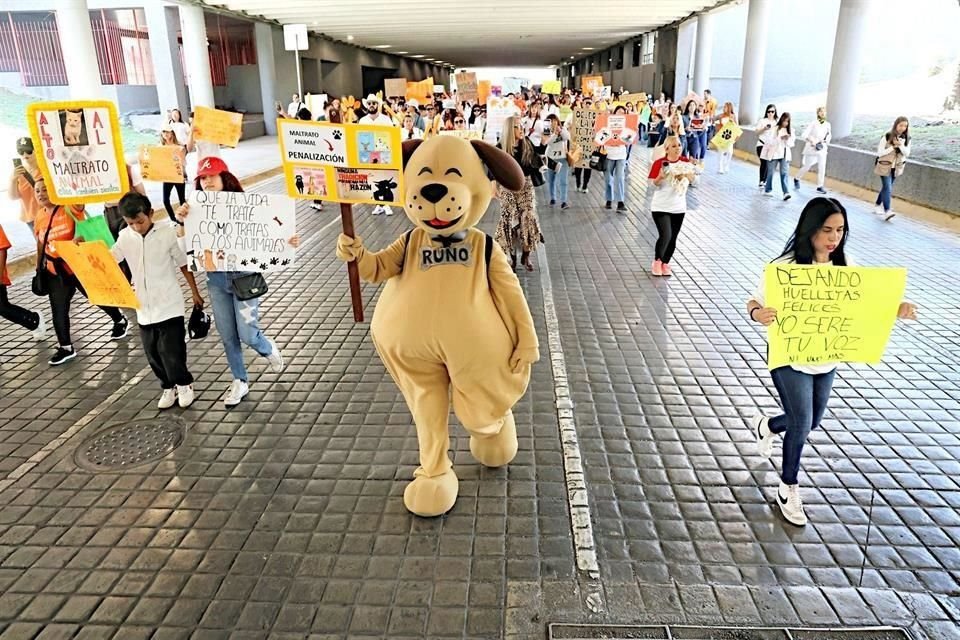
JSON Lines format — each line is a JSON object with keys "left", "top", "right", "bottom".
{"left": 346, "top": 35, "right": 354, "bottom": 41}
{"left": 397, "top": 51, "right": 408, "bottom": 54}
{"left": 411, "top": 54, "right": 426, "bottom": 58}
{"left": 581, "top": 47, "right": 594, "bottom": 50}
{"left": 374, "top": 44, "right": 391, "bottom": 49}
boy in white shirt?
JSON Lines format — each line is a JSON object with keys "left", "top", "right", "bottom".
{"left": 112, "top": 192, "right": 204, "bottom": 409}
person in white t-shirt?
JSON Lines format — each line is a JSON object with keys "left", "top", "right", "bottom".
{"left": 359, "top": 94, "right": 397, "bottom": 216}
{"left": 287, "top": 94, "right": 305, "bottom": 120}
{"left": 647, "top": 135, "right": 696, "bottom": 277}
{"left": 167, "top": 109, "right": 190, "bottom": 146}
{"left": 793, "top": 107, "right": 832, "bottom": 194}
{"left": 746, "top": 197, "right": 917, "bottom": 527}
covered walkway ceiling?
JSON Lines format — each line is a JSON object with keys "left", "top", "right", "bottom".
{"left": 200, "top": 0, "right": 721, "bottom": 67}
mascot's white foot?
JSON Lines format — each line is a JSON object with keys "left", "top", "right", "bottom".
{"left": 404, "top": 469, "right": 459, "bottom": 517}
{"left": 470, "top": 411, "right": 518, "bottom": 468}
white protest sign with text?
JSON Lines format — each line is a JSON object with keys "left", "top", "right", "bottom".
{"left": 184, "top": 191, "right": 296, "bottom": 273}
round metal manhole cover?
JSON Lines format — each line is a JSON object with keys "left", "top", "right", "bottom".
{"left": 74, "top": 419, "right": 185, "bottom": 471}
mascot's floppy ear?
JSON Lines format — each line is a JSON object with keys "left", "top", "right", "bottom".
{"left": 470, "top": 140, "right": 524, "bottom": 191}
{"left": 402, "top": 139, "right": 424, "bottom": 168}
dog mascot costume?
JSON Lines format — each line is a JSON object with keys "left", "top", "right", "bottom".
{"left": 336, "top": 136, "right": 540, "bottom": 517}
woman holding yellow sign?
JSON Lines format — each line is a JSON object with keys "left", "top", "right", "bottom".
{"left": 746, "top": 197, "right": 917, "bottom": 527}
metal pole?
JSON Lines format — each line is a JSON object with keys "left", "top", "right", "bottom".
{"left": 295, "top": 48, "right": 303, "bottom": 98}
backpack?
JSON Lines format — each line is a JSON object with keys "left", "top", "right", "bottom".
{"left": 399, "top": 229, "right": 494, "bottom": 275}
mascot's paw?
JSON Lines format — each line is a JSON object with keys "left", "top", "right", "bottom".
{"left": 470, "top": 411, "right": 518, "bottom": 468}
{"left": 404, "top": 469, "right": 459, "bottom": 517}
{"left": 335, "top": 233, "right": 364, "bottom": 262}
{"left": 509, "top": 346, "right": 540, "bottom": 374}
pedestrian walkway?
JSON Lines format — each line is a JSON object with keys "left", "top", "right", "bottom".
{"left": 0, "top": 147, "right": 957, "bottom": 640}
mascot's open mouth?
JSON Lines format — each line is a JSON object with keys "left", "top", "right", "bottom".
{"left": 423, "top": 216, "right": 462, "bottom": 230}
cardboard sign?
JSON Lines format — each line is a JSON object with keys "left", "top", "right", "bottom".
{"left": 581, "top": 75, "right": 604, "bottom": 97}
{"left": 26, "top": 100, "right": 129, "bottom": 205}
{"left": 710, "top": 120, "right": 743, "bottom": 150}
{"left": 183, "top": 190, "right": 296, "bottom": 273}
{"left": 192, "top": 106, "right": 243, "bottom": 147}
{"left": 594, "top": 113, "right": 639, "bottom": 147}
{"left": 385, "top": 78, "right": 407, "bottom": 98}
{"left": 483, "top": 96, "right": 516, "bottom": 144}
{"left": 433, "top": 84, "right": 445, "bottom": 94}
{"left": 572, "top": 109, "right": 600, "bottom": 169}
{"left": 139, "top": 145, "right": 184, "bottom": 183}
{"left": 541, "top": 80, "right": 561, "bottom": 95}
{"left": 439, "top": 129, "right": 482, "bottom": 141}
{"left": 456, "top": 72, "right": 478, "bottom": 102}
{"left": 277, "top": 119, "right": 403, "bottom": 206}
{"left": 305, "top": 93, "right": 328, "bottom": 117}
{"left": 54, "top": 240, "right": 139, "bottom": 308}
{"left": 406, "top": 78, "right": 434, "bottom": 104}
{"left": 764, "top": 265, "right": 907, "bottom": 370}
{"left": 477, "top": 80, "right": 492, "bottom": 105}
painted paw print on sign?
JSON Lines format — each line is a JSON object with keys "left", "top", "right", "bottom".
{"left": 269, "top": 257, "right": 279, "bottom": 266}
{"left": 721, "top": 130, "right": 733, "bottom": 140}
{"left": 332, "top": 130, "right": 343, "bottom": 140}
{"left": 280, "top": 259, "right": 290, "bottom": 267}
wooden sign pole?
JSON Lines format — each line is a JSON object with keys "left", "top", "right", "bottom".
{"left": 339, "top": 202, "right": 364, "bottom": 322}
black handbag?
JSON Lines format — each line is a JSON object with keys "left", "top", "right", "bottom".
{"left": 529, "top": 167, "right": 545, "bottom": 188}
{"left": 589, "top": 151, "right": 607, "bottom": 172}
{"left": 231, "top": 272, "right": 268, "bottom": 301}
{"left": 32, "top": 210, "right": 57, "bottom": 297}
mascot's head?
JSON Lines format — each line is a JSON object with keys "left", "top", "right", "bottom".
{"left": 401, "top": 136, "right": 523, "bottom": 235}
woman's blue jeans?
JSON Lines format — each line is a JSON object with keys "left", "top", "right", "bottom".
{"left": 604, "top": 158, "right": 626, "bottom": 203}
{"left": 547, "top": 158, "right": 569, "bottom": 203}
{"left": 765, "top": 158, "right": 789, "bottom": 195}
{"left": 769, "top": 366, "right": 836, "bottom": 485}
{"left": 207, "top": 271, "right": 274, "bottom": 381}
{"left": 876, "top": 170, "right": 896, "bottom": 211}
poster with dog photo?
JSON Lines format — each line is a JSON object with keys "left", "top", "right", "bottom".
{"left": 26, "top": 100, "right": 128, "bottom": 204}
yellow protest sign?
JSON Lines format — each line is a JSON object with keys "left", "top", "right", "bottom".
{"left": 405, "top": 78, "right": 434, "bottom": 104}
{"left": 541, "top": 80, "right": 561, "bottom": 95}
{"left": 139, "top": 145, "right": 185, "bottom": 183}
{"left": 277, "top": 119, "right": 403, "bottom": 206}
{"left": 54, "top": 240, "right": 139, "bottom": 309}
{"left": 710, "top": 120, "right": 743, "bottom": 150}
{"left": 764, "top": 265, "right": 906, "bottom": 370}
{"left": 26, "top": 100, "right": 129, "bottom": 205}
{"left": 192, "top": 106, "right": 243, "bottom": 147}
{"left": 581, "top": 75, "right": 604, "bottom": 97}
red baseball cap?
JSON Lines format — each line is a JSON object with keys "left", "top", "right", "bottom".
{"left": 196, "top": 156, "right": 229, "bottom": 178}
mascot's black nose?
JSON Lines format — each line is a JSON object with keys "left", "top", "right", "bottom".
{"left": 420, "top": 183, "right": 448, "bottom": 204}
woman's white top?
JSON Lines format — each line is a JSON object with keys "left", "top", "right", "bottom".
{"left": 169, "top": 121, "right": 190, "bottom": 146}
{"left": 755, "top": 117, "right": 778, "bottom": 146}
{"left": 522, "top": 116, "right": 548, "bottom": 146}
{"left": 801, "top": 120, "right": 832, "bottom": 157}
{"left": 877, "top": 135, "right": 911, "bottom": 159}
{"left": 402, "top": 127, "right": 424, "bottom": 140}
{"left": 544, "top": 129, "right": 570, "bottom": 162}
{"left": 750, "top": 254, "right": 858, "bottom": 375}
{"left": 469, "top": 117, "right": 486, "bottom": 132}
{"left": 760, "top": 127, "right": 795, "bottom": 161}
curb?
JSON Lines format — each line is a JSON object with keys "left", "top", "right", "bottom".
{"left": 6, "top": 166, "right": 285, "bottom": 282}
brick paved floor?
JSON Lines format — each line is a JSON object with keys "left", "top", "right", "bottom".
{"left": 0, "top": 147, "right": 958, "bottom": 640}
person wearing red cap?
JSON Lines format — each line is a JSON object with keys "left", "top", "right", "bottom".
{"left": 177, "top": 157, "right": 298, "bottom": 406}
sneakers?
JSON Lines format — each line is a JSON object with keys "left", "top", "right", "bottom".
{"left": 752, "top": 415, "right": 775, "bottom": 458}
{"left": 777, "top": 482, "right": 807, "bottom": 527}
{"left": 32, "top": 311, "right": 47, "bottom": 341}
{"left": 783, "top": 194, "right": 792, "bottom": 202}
{"left": 660, "top": 262, "right": 672, "bottom": 276}
{"left": 816, "top": 186, "right": 827, "bottom": 194}
{"left": 310, "top": 202, "right": 323, "bottom": 210}
{"left": 223, "top": 379, "right": 249, "bottom": 407}
{"left": 384, "top": 206, "right": 394, "bottom": 216}
{"left": 111, "top": 317, "right": 129, "bottom": 340}
{"left": 616, "top": 202, "right": 627, "bottom": 213}
{"left": 884, "top": 210, "right": 896, "bottom": 221}
{"left": 176, "top": 384, "right": 195, "bottom": 408}
{"left": 371, "top": 205, "right": 384, "bottom": 215}
{"left": 873, "top": 204, "right": 884, "bottom": 216}
{"left": 793, "top": 178, "right": 800, "bottom": 189}
{"left": 157, "top": 388, "right": 177, "bottom": 410}
{"left": 560, "top": 202, "right": 569, "bottom": 210}
{"left": 49, "top": 346, "right": 76, "bottom": 366}
{"left": 874, "top": 206, "right": 896, "bottom": 221}
{"left": 758, "top": 182, "right": 765, "bottom": 189}
{"left": 651, "top": 259, "right": 663, "bottom": 276}
{"left": 763, "top": 191, "right": 774, "bottom": 197}
{"left": 604, "top": 201, "right": 612, "bottom": 210}
{"left": 583, "top": 187, "right": 589, "bottom": 194}
{"left": 265, "top": 339, "right": 285, "bottom": 373}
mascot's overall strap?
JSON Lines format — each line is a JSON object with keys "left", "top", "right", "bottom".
{"left": 399, "top": 229, "right": 494, "bottom": 275}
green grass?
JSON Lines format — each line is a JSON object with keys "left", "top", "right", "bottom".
{"left": 788, "top": 110, "right": 960, "bottom": 170}
{"left": 0, "top": 87, "right": 158, "bottom": 156}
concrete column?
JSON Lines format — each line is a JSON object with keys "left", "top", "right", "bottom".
{"left": 178, "top": 3, "right": 215, "bottom": 109}
{"left": 738, "top": 0, "right": 772, "bottom": 125}
{"left": 826, "top": 0, "right": 873, "bottom": 139}
{"left": 254, "top": 22, "right": 278, "bottom": 135}
{"left": 691, "top": 11, "right": 714, "bottom": 95}
{"left": 56, "top": 0, "right": 105, "bottom": 99}
{"left": 145, "top": 4, "right": 188, "bottom": 116}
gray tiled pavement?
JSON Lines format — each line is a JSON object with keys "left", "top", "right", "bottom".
{"left": 0, "top": 146, "right": 958, "bottom": 639}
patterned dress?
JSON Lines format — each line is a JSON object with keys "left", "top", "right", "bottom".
{"left": 495, "top": 142, "right": 543, "bottom": 257}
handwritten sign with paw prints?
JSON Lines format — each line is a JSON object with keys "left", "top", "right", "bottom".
{"left": 183, "top": 191, "right": 296, "bottom": 273}
{"left": 764, "top": 265, "right": 907, "bottom": 369}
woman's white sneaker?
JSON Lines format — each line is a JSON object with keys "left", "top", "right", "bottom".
{"left": 176, "top": 384, "right": 195, "bottom": 408}
{"left": 223, "top": 379, "right": 249, "bottom": 407}
{"left": 265, "top": 340, "right": 285, "bottom": 373}
{"left": 752, "top": 415, "right": 775, "bottom": 458}
{"left": 157, "top": 389, "right": 177, "bottom": 410}
{"left": 777, "top": 482, "right": 808, "bottom": 527}
{"left": 32, "top": 312, "right": 47, "bottom": 341}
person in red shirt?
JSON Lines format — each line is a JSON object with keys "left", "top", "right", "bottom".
{"left": 32, "top": 178, "right": 128, "bottom": 366}
{"left": 0, "top": 223, "right": 45, "bottom": 339}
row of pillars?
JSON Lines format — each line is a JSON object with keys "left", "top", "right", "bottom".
{"left": 54, "top": 0, "right": 281, "bottom": 135}
{"left": 689, "top": 0, "right": 872, "bottom": 140}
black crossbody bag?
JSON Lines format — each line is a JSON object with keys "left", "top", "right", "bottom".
{"left": 31, "top": 209, "right": 57, "bottom": 297}
{"left": 231, "top": 272, "right": 268, "bottom": 301}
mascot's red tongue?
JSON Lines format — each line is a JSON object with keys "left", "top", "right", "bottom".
{"left": 428, "top": 218, "right": 450, "bottom": 227}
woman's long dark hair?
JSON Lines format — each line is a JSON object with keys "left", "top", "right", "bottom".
{"left": 764, "top": 103, "right": 778, "bottom": 120}
{"left": 886, "top": 116, "right": 910, "bottom": 145}
{"left": 778, "top": 197, "right": 848, "bottom": 265}
{"left": 776, "top": 112, "right": 792, "bottom": 135}
{"left": 195, "top": 171, "right": 244, "bottom": 193}
{"left": 684, "top": 100, "right": 698, "bottom": 116}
